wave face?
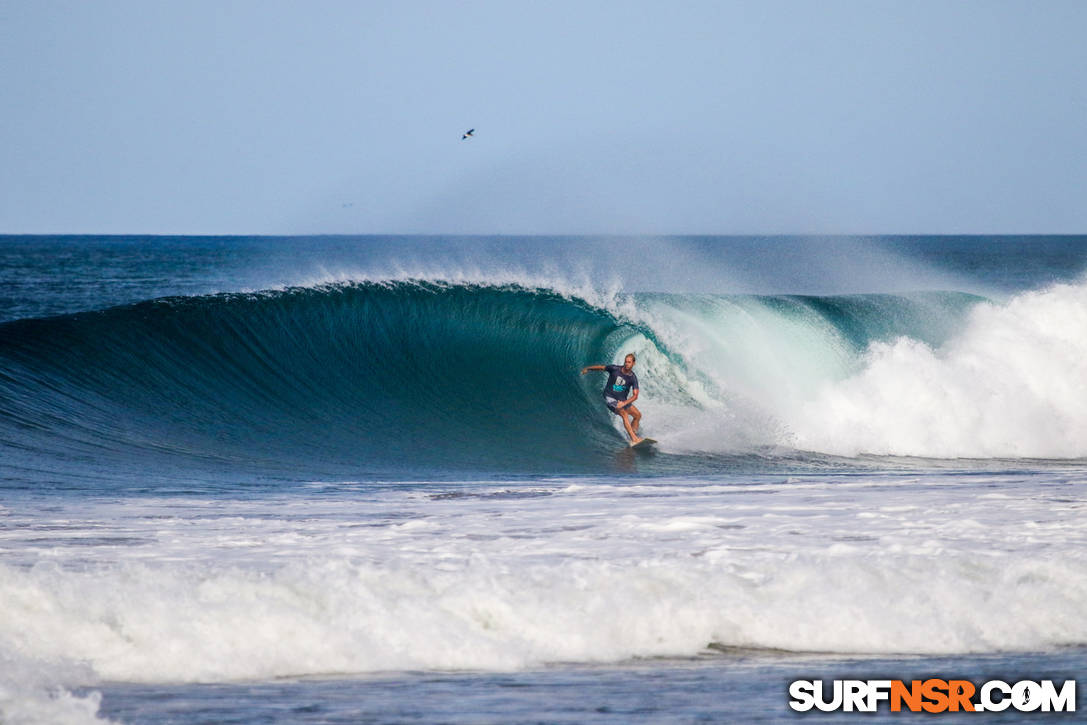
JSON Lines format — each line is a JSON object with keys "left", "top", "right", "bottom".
{"left": 0, "top": 282, "right": 637, "bottom": 476}
{"left": 1, "top": 278, "right": 1085, "bottom": 478}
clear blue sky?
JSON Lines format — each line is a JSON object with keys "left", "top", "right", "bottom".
{"left": 2, "top": 0, "right": 1084, "bottom": 235}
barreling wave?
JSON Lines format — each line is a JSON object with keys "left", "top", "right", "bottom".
{"left": 1, "top": 277, "right": 1085, "bottom": 478}
{"left": 0, "top": 282, "right": 646, "bottom": 476}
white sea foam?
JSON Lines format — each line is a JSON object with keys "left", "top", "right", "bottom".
{"left": 5, "top": 546, "right": 1085, "bottom": 684}
{"left": 789, "top": 280, "right": 1087, "bottom": 457}
{"left": 0, "top": 650, "right": 111, "bottom": 725}
{"left": 1, "top": 474, "right": 1085, "bottom": 693}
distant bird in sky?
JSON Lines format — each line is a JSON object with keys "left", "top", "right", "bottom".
{"left": 461, "top": 128, "right": 474, "bottom": 140}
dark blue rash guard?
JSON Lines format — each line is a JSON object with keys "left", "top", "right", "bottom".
{"left": 602, "top": 364, "right": 639, "bottom": 402}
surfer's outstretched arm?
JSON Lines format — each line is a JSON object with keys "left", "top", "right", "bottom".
{"left": 580, "top": 365, "right": 606, "bottom": 374}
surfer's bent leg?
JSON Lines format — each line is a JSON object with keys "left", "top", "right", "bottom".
{"left": 618, "top": 406, "right": 640, "bottom": 444}
{"left": 627, "top": 404, "right": 641, "bottom": 433}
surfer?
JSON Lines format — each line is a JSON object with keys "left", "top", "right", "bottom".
{"left": 581, "top": 353, "right": 643, "bottom": 445}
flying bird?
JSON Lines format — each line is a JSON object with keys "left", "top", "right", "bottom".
{"left": 461, "top": 128, "right": 474, "bottom": 140}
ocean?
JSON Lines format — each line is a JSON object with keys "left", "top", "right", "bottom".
{"left": 0, "top": 235, "right": 1084, "bottom": 723}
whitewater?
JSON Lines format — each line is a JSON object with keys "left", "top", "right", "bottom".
{"left": 0, "top": 236, "right": 1085, "bottom": 723}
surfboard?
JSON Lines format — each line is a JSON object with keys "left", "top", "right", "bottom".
{"left": 630, "top": 438, "right": 657, "bottom": 449}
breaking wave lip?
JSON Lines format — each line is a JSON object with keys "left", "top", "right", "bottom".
{"left": 0, "top": 275, "right": 1084, "bottom": 477}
